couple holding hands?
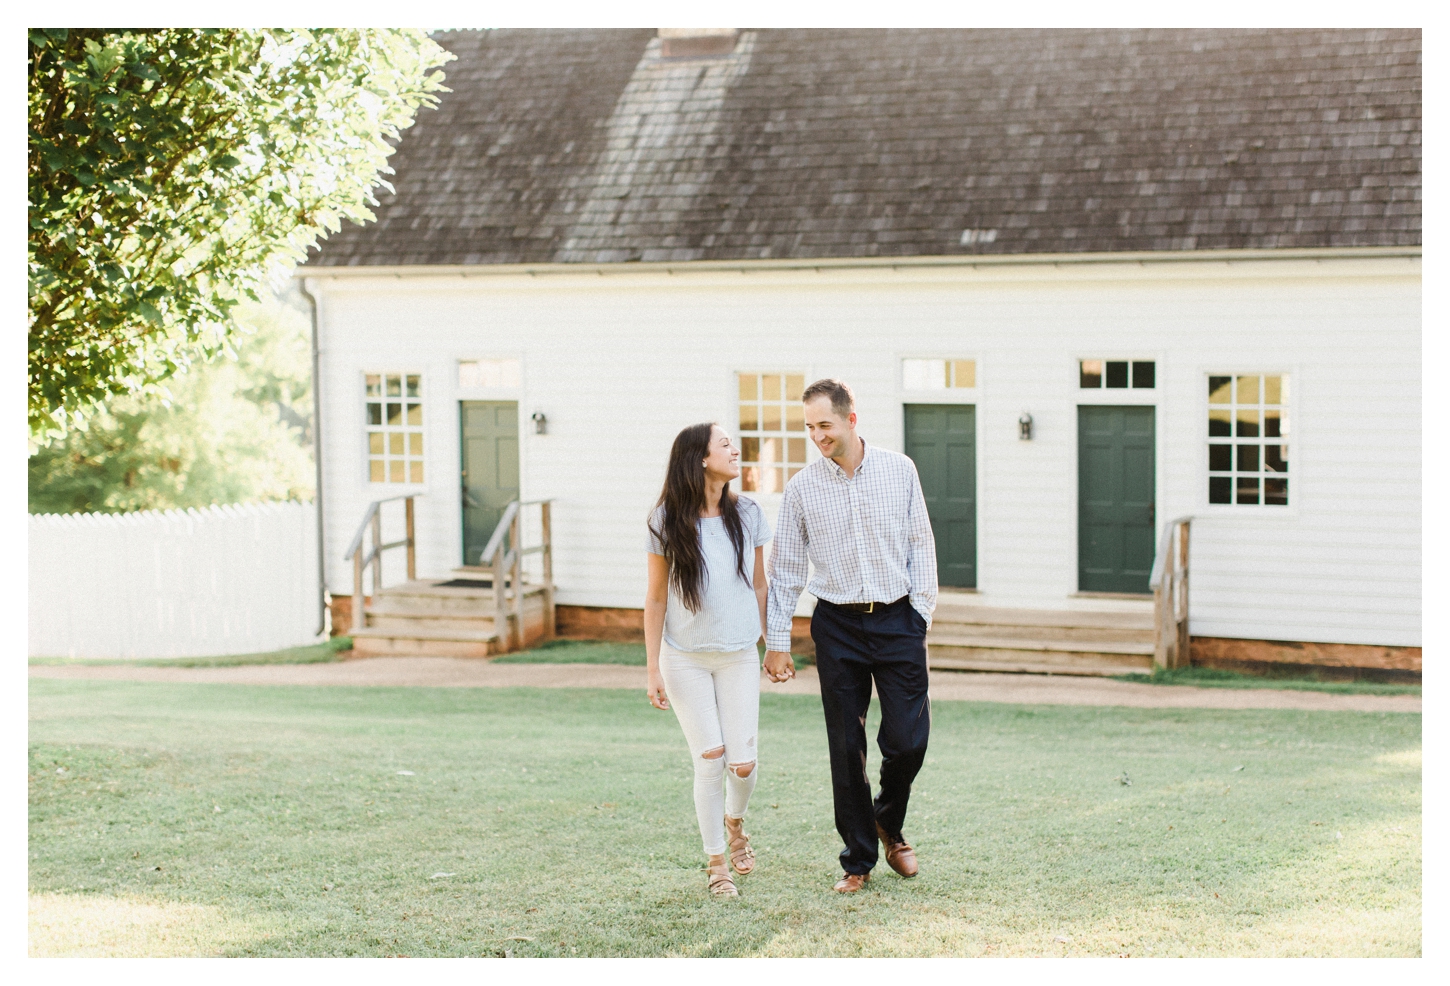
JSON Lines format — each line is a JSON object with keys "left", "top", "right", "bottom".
{"left": 645, "top": 378, "right": 938, "bottom": 897}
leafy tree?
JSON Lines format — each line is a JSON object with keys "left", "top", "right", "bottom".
{"left": 28, "top": 288, "right": 317, "bottom": 515}
{"left": 28, "top": 28, "right": 450, "bottom": 447}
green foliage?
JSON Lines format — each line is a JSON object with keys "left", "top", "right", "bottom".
{"left": 29, "top": 682, "right": 1420, "bottom": 956}
{"left": 27, "top": 289, "right": 316, "bottom": 514}
{"left": 28, "top": 28, "right": 451, "bottom": 447}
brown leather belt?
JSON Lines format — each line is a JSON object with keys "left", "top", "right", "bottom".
{"left": 827, "top": 596, "right": 906, "bottom": 614}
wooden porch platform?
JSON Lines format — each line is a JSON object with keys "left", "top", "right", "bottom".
{"left": 926, "top": 591, "right": 1155, "bottom": 676}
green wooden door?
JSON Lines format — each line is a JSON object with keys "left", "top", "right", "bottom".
{"left": 460, "top": 401, "right": 520, "bottom": 566}
{"left": 904, "top": 404, "right": 976, "bottom": 589}
{"left": 1078, "top": 406, "right": 1155, "bottom": 593}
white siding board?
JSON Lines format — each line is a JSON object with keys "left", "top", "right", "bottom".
{"left": 310, "top": 256, "right": 1419, "bottom": 648}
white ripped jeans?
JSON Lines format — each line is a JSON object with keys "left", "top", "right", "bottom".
{"left": 659, "top": 641, "right": 760, "bottom": 856}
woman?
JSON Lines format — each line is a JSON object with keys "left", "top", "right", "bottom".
{"left": 646, "top": 422, "right": 772, "bottom": 898}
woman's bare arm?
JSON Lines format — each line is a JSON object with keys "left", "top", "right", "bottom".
{"left": 753, "top": 545, "right": 767, "bottom": 643}
{"left": 644, "top": 552, "right": 670, "bottom": 709}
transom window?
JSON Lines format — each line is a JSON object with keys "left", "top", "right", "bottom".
{"left": 737, "top": 372, "right": 807, "bottom": 493}
{"left": 1208, "top": 374, "right": 1288, "bottom": 505}
{"left": 365, "top": 373, "right": 424, "bottom": 483}
{"left": 1081, "top": 359, "right": 1155, "bottom": 389}
{"left": 902, "top": 358, "right": 976, "bottom": 389}
{"left": 458, "top": 359, "right": 521, "bottom": 388}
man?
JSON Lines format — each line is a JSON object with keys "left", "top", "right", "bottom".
{"left": 764, "top": 378, "right": 937, "bottom": 893}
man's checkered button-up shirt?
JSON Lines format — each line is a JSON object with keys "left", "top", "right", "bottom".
{"left": 765, "top": 438, "right": 938, "bottom": 652}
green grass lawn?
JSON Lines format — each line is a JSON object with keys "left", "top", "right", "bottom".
{"left": 31, "top": 636, "right": 1415, "bottom": 699}
{"left": 495, "top": 639, "right": 816, "bottom": 668}
{"left": 29, "top": 679, "right": 1419, "bottom": 957}
{"left": 492, "top": 639, "right": 649, "bottom": 665}
{"left": 29, "top": 637, "right": 353, "bottom": 668}
{"left": 1124, "top": 665, "right": 1421, "bottom": 696}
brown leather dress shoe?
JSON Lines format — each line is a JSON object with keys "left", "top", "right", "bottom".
{"left": 876, "top": 823, "right": 919, "bottom": 878}
{"left": 833, "top": 871, "right": 870, "bottom": 893}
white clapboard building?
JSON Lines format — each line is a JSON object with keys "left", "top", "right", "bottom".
{"left": 301, "top": 28, "right": 1421, "bottom": 680}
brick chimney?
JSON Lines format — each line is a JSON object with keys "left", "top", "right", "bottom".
{"left": 658, "top": 28, "right": 739, "bottom": 58}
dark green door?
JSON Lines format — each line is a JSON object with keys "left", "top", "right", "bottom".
{"left": 1078, "top": 406, "right": 1155, "bottom": 593}
{"left": 460, "top": 401, "right": 519, "bottom": 566}
{"left": 904, "top": 404, "right": 976, "bottom": 589}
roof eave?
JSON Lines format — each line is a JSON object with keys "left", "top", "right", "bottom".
{"left": 297, "top": 245, "right": 1421, "bottom": 280}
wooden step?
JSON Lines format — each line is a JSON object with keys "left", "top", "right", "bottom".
{"left": 350, "top": 626, "right": 501, "bottom": 659}
{"left": 447, "top": 568, "right": 553, "bottom": 593}
{"left": 929, "top": 645, "right": 1151, "bottom": 674}
{"left": 371, "top": 579, "right": 544, "bottom": 613}
{"left": 929, "top": 656, "right": 1152, "bottom": 677}
{"left": 365, "top": 610, "right": 499, "bottom": 633}
{"left": 359, "top": 582, "right": 551, "bottom": 655}
{"left": 929, "top": 622, "right": 1154, "bottom": 645}
{"left": 924, "top": 599, "right": 1158, "bottom": 676}
{"left": 930, "top": 603, "right": 1154, "bottom": 631}
{"left": 926, "top": 633, "right": 1153, "bottom": 657}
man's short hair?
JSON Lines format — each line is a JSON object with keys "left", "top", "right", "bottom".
{"left": 801, "top": 378, "right": 856, "bottom": 419}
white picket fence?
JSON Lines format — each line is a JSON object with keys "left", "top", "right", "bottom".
{"left": 29, "top": 500, "right": 320, "bottom": 659}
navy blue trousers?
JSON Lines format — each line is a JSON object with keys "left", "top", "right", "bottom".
{"left": 811, "top": 596, "right": 931, "bottom": 875}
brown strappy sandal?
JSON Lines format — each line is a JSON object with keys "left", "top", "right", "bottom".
{"left": 726, "top": 815, "right": 755, "bottom": 876}
{"left": 707, "top": 858, "right": 738, "bottom": 897}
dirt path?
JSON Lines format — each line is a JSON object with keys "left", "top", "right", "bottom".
{"left": 29, "top": 658, "right": 1419, "bottom": 713}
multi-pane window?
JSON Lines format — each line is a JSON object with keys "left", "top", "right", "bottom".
{"left": 737, "top": 372, "right": 807, "bottom": 493}
{"left": 902, "top": 358, "right": 976, "bottom": 389}
{"left": 365, "top": 373, "right": 424, "bottom": 483}
{"left": 1208, "top": 374, "right": 1288, "bottom": 506}
{"left": 1081, "top": 359, "right": 1155, "bottom": 388}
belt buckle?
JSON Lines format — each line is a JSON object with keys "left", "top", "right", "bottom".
{"left": 865, "top": 601, "right": 875, "bottom": 613}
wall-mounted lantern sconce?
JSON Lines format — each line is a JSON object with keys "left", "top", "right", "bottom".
{"left": 530, "top": 411, "right": 548, "bottom": 435}
{"left": 1018, "top": 412, "right": 1033, "bottom": 441}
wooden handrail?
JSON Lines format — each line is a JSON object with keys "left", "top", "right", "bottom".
{"left": 1151, "top": 515, "right": 1192, "bottom": 670}
{"left": 344, "top": 494, "right": 421, "bottom": 632}
{"left": 477, "top": 498, "right": 556, "bottom": 650}
{"left": 477, "top": 500, "right": 520, "bottom": 569}
{"left": 343, "top": 494, "right": 420, "bottom": 562}
{"left": 343, "top": 494, "right": 555, "bottom": 646}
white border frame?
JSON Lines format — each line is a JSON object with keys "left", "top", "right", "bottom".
{"left": 728, "top": 366, "right": 814, "bottom": 502}
{"left": 1072, "top": 354, "right": 1161, "bottom": 406}
{"left": 896, "top": 353, "right": 981, "bottom": 406}
{"left": 360, "top": 368, "right": 430, "bottom": 493}
{"left": 1196, "top": 364, "right": 1301, "bottom": 518}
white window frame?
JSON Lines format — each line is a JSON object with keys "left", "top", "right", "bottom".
{"left": 897, "top": 355, "right": 980, "bottom": 405}
{"left": 1201, "top": 368, "right": 1297, "bottom": 515}
{"left": 732, "top": 370, "right": 812, "bottom": 498}
{"left": 1074, "top": 355, "right": 1161, "bottom": 406}
{"left": 363, "top": 370, "right": 427, "bottom": 486}
{"left": 455, "top": 357, "right": 524, "bottom": 398}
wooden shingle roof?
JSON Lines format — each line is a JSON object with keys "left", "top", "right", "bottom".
{"left": 309, "top": 28, "right": 1421, "bottom": 267}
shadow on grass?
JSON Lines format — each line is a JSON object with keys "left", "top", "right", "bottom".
{"left": 28, "top": 637, "right": 353, "bottom": 669}
{"left": 1116, "top": 664, "right": 1420, "bottom": 697}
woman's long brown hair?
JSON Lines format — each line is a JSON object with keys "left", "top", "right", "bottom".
{"left": 649, "top": 423, "right": 749, "bottom": 613}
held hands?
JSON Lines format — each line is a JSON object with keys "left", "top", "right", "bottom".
{"left": 763, "top": 650, "right": 796, "bottom": 683}
{"left": 647, "top": 669, "right": 670, "bottom": 710}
